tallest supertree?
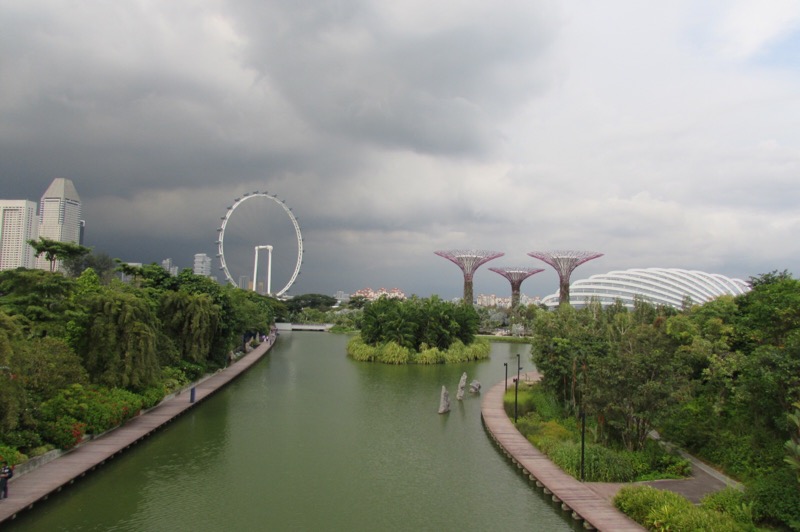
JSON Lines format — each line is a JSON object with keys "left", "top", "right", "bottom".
{"left": 435, "top": 249, "right": 504, "bottom": 304}
{"left": 528, "top": 250, "right": 603, "bottom": 306}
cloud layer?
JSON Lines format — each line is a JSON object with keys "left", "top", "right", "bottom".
{"left": 1, "top": 0, "right": 799, "bottom": 299}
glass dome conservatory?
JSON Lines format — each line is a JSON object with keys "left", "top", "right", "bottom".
{"left": 541, "top": 268, "right": 750, "bottom": 310}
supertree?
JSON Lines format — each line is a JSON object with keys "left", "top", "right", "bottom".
{"left": 528, "top": 250, "right": 603, "bottom": 306}
{"left": 434, "top": 249, "right": 504, "bottom": 304}
{"left": 488, "top": 267, "right": 545, "bottom": 308}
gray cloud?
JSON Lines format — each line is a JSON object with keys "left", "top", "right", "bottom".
{"left": 1, "top": 1, "right": 799, "bottom": 300}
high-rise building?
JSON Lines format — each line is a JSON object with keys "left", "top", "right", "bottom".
{"left": 36, "top": 178, "right": 82, "bottom": 271}
{"left": 161, "top": 258, "right": 179, "bottom": 277}
{"left": 193, "top": 253, "right": 212, "bottom": 277}
{"left": 0, "top": 200, "right": 39, "bottom": 270}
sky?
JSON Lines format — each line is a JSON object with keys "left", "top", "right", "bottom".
{"left": 1, "top": 1, "right": 799, "bottom": 300}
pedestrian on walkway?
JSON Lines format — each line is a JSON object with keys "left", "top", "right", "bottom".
{"left": 0, "top": 462, "right": 12, "bottom": 499}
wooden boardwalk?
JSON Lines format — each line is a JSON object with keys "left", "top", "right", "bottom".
{"left": 481, "top": 372, "right": 644, "bottom": 532}
{"left": 0, "top": 333, "right": 277, "bottom": 525}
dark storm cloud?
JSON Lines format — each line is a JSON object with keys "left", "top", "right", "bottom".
{"left": 1, "top": 1, "right": 799, "bottom": 298}
{"left": 226, "top": 0, "right": 555, "bottom": 157}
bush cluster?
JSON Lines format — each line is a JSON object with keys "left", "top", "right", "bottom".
{"left": 347, "top": 336, "right": 490, "bottom": 365}
{"left": 38, "top": 384, "right": 145, "bottom": 447}
{"left": 614, "top": 485, "right": 745, "bottom": 531}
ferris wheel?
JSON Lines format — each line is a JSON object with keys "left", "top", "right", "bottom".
{"left": 217, "top": 191, "right": 303, "bottom": 297}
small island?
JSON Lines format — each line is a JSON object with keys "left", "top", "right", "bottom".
{"left": 347, "top": 295, "right": 490, "bottom": 364}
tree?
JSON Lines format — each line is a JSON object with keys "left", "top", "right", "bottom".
{"left": 347, "top": 295, "right": 368, "bottom": 309}
{"left": 786, "top": 402, "right": 800, "bottom": 484}
{"left": 0, "top": 310, "right": 25, "bottom": 436}
{"left": 28, "top": 237, "right": 90, "bottom": 273}
{"left": 587, "top": 308, "right": 688, "bottom": 450}
{"left": 63, "top": 251, "right": 117, "bottom": 283}
{"left": 0, "top": 268, "right": 76, "bottom": 337}
{"left": 285, "top": 293, "right": 338, "bottom": 314}
{"left": 72, "top": 288, "right": 161, "bottom": 390}
{"left": 160, "top": 291, "right": 220, "bottom": 364}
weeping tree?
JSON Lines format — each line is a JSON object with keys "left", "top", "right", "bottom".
{"left": 72, "top": 289, "right": 161, "bottom": 390}
{"left": 160, "top": 291, "right": 221, "bottom": 364}
{"left": 0, "top": 310, "right": 25, "bottom": 436}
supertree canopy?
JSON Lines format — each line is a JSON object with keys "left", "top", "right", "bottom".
{"left": 528, "top": 250, "right": 603, "bottom": 306}
{"left": 488, "top": 267, "right": 545, "bottom": 308}
{"left": 435, "top": 249, "right": 504, "bottom": 304}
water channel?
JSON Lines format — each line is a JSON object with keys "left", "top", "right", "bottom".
{"left": 9, "top": 333, "right": 578, "bottom": 531}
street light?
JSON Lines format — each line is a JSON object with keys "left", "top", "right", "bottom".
{"left": 503, "top": 362, "right": 508, "bottom": 392}
{"left": 580, "top": 408, "right": 586, "bottom": 481}
{"left": 514, "top": 353, "right": 522, "bottom": 422}
{"left": 579, "top": 357, "right": 587, "bottom": 481}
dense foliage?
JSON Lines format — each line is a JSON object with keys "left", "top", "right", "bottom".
{"left": 507, "top": 383, "right": 690, "bottom": 482}
{"left": 0, "top": 265, "right": 277, "bottom": 462}
{"left": 347, "top": 296, "right": 487, "bottom": 364}
{"left": 530, "top": 272, "right": 800, "bottom": 530}
{"left": 614, "top": 485, "right": 751, "bottom": 531}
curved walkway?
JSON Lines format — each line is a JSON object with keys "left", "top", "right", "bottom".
{"left": 0, "top": 332, "right": 277, "bottom": 524}
{"left": 482, "top": 371, "right": 742, "bottom": 531}
{"left": 482, "top": 372, "right": 644, "bottom": 531}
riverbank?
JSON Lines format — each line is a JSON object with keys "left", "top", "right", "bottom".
{"left": 481, "top": 371, "right": 644, "bottom": 531}
{"left": 481, "top": 371, "right": 743, "bottom": 531}
{"left": 0, "top": 331, "right": 277, "bottom": 524}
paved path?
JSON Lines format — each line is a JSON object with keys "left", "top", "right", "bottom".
{"left": 481, "top": 371, "right": 743, "bottom": 531}
{"left": 0, "top": 333, "right": 276, "bottom": 525}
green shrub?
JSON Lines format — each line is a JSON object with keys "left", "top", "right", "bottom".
{"left": 416, "top": 346, "right": 444, "bottom": 364}
{"left": 747, "top": 467, "right": 800, "bottom": 530}
{"left": 40, "top": 385, "right": 143, "bottom": 436}
{"left": 82, "top": 388, "right": 143, "bottom": 434}
{"left": 178, "top": 361, "right": 205, "bottom": 381}
{"left": 702, "top": 487, "right": 756, "bottom": 530}
{"left": 43, "top": 416, "right": 86, "bottom": 450}
{"left": 347, "top": 333, "right": 488, "bottom": 364}
{"left": 161, "top": 366, "right": 189, "bottom": 391}
{"left": 140, "top": 386, "right": 165, "bottom": 409}
{"left": 548, "top": 441, "right": 641, "bottom": 482}
{"left": 378, "top": 342, "right": 412, "bottom": 364}
{"left": 615, "top": 485, "right": 743, "bottom": 532}
{"left": 3, "top": 430, "right": 43, "bottom": 454}
{"left": 347, "top": 336, "right": 377, "bottom": 362}
{"left": 0, "top": 444, "right": 24, "bottom": 466}
{"left": 647, "top": 502, "right": 742, "bottom": 532}
{"left": 615, "top": 485, "right": 676, "bottom": 523}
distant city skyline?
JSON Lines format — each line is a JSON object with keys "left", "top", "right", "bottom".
{"left": 1, "top": 3, "right": 798, "bottom": 298}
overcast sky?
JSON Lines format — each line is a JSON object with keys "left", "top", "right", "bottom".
{"left": 2, "top": 1, "right": 799, "bottom": 300}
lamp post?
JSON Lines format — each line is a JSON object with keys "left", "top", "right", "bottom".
{"left": 513, "top": 353, "right": 522, "bottom": 423}
{"left": 579, "top": 357, "right": 587, "bottom": 481}
{"left": 503, "top": 362, "right": 508, "bottom": 392}
{"left": 580, "top": 408, "right": 586, "bottom": 481}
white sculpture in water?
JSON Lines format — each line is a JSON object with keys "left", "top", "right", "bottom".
{"left": 438, "top": 386, "right": 451, "bottom": 414}
{"left": 457, "top": 372, "right": 468, "bottom": 401}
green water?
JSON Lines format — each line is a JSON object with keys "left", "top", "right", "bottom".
{"left": 8, "top": 333, "right": 577, "bottom": 531}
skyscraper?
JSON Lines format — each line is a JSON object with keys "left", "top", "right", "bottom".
{"left": 161, "top": 258, "right": 179, "bottom": 276}
{"left": 0, "top": 200, "right": 39, "bottom": 270}
{"left": 36, "top": 178, "right": 82, "bottom": 271}
{"left": 193, "top": 253, "right": 212, "bottom": 277}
